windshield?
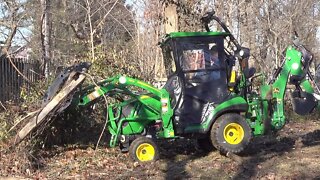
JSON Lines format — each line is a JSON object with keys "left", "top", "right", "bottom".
{"left": 181, "top": 43, "right": 221, "bottom": 72}
{"left": 175, "top": 36, "right": 226, "bottom": 84}
{"left": 176, "top": 37, "right": 224, "bottom": 70}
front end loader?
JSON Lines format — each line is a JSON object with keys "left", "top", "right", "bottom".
{"left": 15, "top": 11, "right": 320, "bottom": 163}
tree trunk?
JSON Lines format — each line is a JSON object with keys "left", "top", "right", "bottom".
{"left": 164, "top": 4, "right": 178, "bottom": 33}
{"left": 41, "top": 0, "right": 52, "bottom": 78}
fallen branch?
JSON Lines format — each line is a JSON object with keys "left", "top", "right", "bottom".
{"left": 14, "top": 73, "right": 86, "bottom": 145}
{"left": 7, "top": 109, "right": 41, "bottom": 133}
{"left": 95, "top": 112, "right": 109, "bottom": 150}
{"left": 0, "top": 101, "right": 7, "bottom": 111}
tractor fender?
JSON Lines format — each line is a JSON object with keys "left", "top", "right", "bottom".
{"left": 183, "top": 97, "right": 248, "bottom": 134}
{"left": 205, "top": 99, "right": 248, "bottom": 133}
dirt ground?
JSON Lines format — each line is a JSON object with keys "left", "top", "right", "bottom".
{"left": 1, "top": 119, "right": 320, "bottom": 179}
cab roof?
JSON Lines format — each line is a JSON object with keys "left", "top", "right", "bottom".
{"left": 160, "top": 31, "right": 230, "bottom": 46}
{"left": 167, "top": 31, "right": 230, "bottom": 38}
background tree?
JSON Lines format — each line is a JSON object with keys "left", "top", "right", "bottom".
{"left": 0, "top": 0, "right": 31, "bottom": 55}
{"left": 1, "top": 0, "right": 320, "bottom": 82}
{"left": 40, "top": 0, "right": 52, "bottom": 77}
{"left": 26, "top": 0, "right": 137, "bottom": 78}
{"left": 213, "top": 0, "right": 320, "bottom": 74}
{"left": 158, "top": 0, "right": 320, "bottom": 76}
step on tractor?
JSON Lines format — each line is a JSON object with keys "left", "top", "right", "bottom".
{"left": 16, "top": 11, "right": 320, "bottom": 162}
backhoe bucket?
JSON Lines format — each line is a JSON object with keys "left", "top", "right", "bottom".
{"left": 291, "top": 91, "right": 317, "bottom": 116}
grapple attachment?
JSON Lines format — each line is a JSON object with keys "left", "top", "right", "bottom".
{"left": 14, "top": 62, "right": 91, "bottom": 145}
{"left": 42, "top": 62, "right": 91, "bottom": 107}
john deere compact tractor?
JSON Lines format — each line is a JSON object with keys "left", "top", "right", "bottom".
{"left": 17, "top": 11, "right": 320, "bottom": 162}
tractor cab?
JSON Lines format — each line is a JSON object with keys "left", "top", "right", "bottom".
{"left": 161, "top": 32, "right": 232, "bottom": 132}
{"left": 159, "top": 11, "right": 253, "bottom": 134}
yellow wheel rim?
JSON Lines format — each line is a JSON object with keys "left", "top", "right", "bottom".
{"left": 136, "top": 143, "right": 155, "bottom": 162}
{"left": 223, "top": 123, "right": 244, "bottom": 145}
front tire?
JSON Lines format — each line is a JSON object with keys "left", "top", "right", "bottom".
{"left": 211, "top": 113, "right": 252, "bottom": 154}
{"left": 129, "top": 136, "right": 159, "bottom": 162}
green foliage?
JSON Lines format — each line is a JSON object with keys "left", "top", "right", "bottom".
{"left": 20, "top": 81, "right": 47, "bottom": 108}
{"left": 0, "top": 109, "right": 23, "bottom": 141}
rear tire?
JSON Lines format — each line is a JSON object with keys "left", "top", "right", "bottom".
{"left": 129, "top": 136, "right": 159, "bottom": 162}
{"left": 211, "top": 113, "right": 252, "bottom": 154}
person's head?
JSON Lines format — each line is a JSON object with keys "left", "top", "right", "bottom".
{"left": 210, "top": 46, "right": 218, "bottom": 58}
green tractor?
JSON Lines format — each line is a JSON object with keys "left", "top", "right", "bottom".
{"left": 16, "top": 11, "right": 320, "bottom": 162}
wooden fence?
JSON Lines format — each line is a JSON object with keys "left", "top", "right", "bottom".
{"left": 0, "top": 56, "right": 40, "bottom": 103}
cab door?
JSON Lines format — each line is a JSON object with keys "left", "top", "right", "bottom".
{"left": 174, "top": 36, "right": 229, "bottom": 125}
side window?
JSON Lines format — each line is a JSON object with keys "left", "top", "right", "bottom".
{"left": 163, "top": 46, "right": 176, "bottom": 76}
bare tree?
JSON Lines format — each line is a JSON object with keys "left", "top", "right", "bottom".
{"left": 41, "top": 0, "right": 52, "bottom": 77}
{"left": 0, "top": 0, "right": 30, "bottom": 55}
{"left": 213, "top": 0, "right": 320, "bottom": 74}
{"left": 16, "top": 0, "right": 320, "bottom": 81}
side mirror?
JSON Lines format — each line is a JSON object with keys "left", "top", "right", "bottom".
{"left": 201, "top": 11, "right": 216, "bottom": 23}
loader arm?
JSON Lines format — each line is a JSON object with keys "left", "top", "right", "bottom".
{"left": 75, "top": 75, "right": 175, "bottom": 146}
{"left": 78, "top": 76, "right": 165, "bottom": 106}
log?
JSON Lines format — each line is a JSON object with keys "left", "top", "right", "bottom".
{"left": 14, "top": 73, "right": 86, "bottom": 145}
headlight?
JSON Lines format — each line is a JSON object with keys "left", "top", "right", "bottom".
{"left": 239, "top": 50, "right": 245, "bottom": 57}
{"left": 119, "top": 76, "right": 127, "bottom": 84}
{"left": 238, "top": 47, "right": 250, "bottom": 58}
